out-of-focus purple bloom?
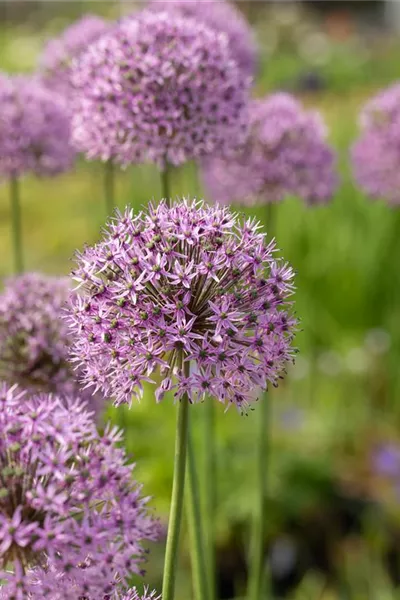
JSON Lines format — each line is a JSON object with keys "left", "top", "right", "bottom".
{"left": 0, "top": 73, "right": 74, "bottom": 179}
{"left": 373, "top": 444, "right": 400, "bottom": 478}
{"left": 278, "top": 406, "right": 305, "bottom": 431}
{"left": 352, "top": 83, "right": 400, "bottom": 204}
{"left": 202, "top": 93, "right": 338, "bottom": 206}
{"left": 149, "top": 0, "right": 258, "bottom": 77}
{"left": 0, "top": 384, "right": 159, "bottom": 599}
{"left": 67, "top": 199, "right": 296, "bottom": 413}
{"left": 0, "top": 273, "right": 103, "bottom": 414}
{"left": 70, "top": 10, "right": 250, "bottom": 168}
{"left": 39, "top": 14, "right": 110, "bottom": 96}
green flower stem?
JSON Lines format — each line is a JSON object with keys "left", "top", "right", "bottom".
{"left": 247, "top": 387, "right": 269, "bottom": 600}
{"left": 10, "top": 176, "right": 23, "bottom": 273}
{"left": 247, "top": 202, "right": 276, "bottom": 600}
{"left": 161, "top": 389, "right": 190, "bottom": 600}
{"left": 204, "top": 398, "right": 216, "bottom": 600}
{"left": 104, "top": 159, "right": 115, "bottom": 216}
{"left": 186, "top": 418, "right": 209, "bottom": 600}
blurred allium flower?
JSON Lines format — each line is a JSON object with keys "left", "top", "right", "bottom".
{"left": 0, "top": 73, "right": 74, "bottom": 179}
{"left": 202, "top": 93, "right": 338, "bottom": 206}
{"left": 352, "top": 83, "right": 400, "bottom": 204}
{"left": 149, "top": 0, "right": 258, "bottom": 77}
{"left": 70, "top": 10, "right": 250, "bottom": 168}
{"left": 39, "top": 14, "right": 110, "bottom": 96}
{"left": 0, "top": 384, "right": 158, "bottom": 599}
{"left": 0, "top": 273, "right": 101, "bottom": 413}
{"left": 67, "top": 199, "right": 296, "bottom": 412}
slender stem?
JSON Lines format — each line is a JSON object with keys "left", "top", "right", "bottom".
{"left": 104, "top": 160, "right": 115, "bottom": 216}
{"left": 162, "top": 388, "right": 190, "bottom": 600}
{"left": 247, "top": 202, "right": 276, "bottom": 600}
{"left": 247, "top": 388, "right": 269, "bottom": 600}
{"left": 9, "top": 176, "right": 23, "bottom": 274}
{"left": 204, "top": 397, "right": 216, "bottom": 600}
{"left": 161, "top": 164, "right": 171, "bottom": 206}
{"left": 186, "top": 418, "right": 209, "bottom": 600}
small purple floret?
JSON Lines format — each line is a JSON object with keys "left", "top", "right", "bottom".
{"left": 0, "top": 583, "right": 160, "bottom": 600}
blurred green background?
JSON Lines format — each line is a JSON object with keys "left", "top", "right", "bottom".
{"left": 2, "top": 1, "right": 400, "bottom": 598}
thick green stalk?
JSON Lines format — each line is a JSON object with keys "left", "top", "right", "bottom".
{"left": 10, "top": 177, "right": 23, "bottom": 273}
{"left": 161, "top": 391, "right": 190, "bottom": 600}
{"left": 247, "top": 202, "right": 276, "bottom": 600}
{"left": 104, "top": 160, "right": 115, "bottom": 216}
{"left": 204, "top": 398, "right": 216, "bottom": 600}
{"left": 186, "top": 419, "right": 209, "bottom": 600}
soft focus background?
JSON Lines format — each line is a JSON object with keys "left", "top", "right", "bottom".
{"left": 2, "top": 1, "right": 400, "bottom": 598}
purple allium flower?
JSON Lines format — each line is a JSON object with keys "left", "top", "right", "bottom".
{"left": 70, "top": 10, "right": 250, "bottom": 168}
{"left": 0, "top": 383, "right": 158, "bottom": 599}
{"left": 202, "top": 93, "right": 338, "bottom": 206}
{"left": 67, "top": 199, "right": 296, "bottom": 412}
{"left": 39, "top": 14, "right": 110, "bottom": 96}
{"left": 148, "top": 0, "right": 257, "bottom": 77}
{"left": 0, "top": 73, "right": 74, "bottom": 179}
{"left": 0, "top": 273, "right": 102, "bottom": 414}
{"left": 351, "top": 83, "right": 400, "bottom": 204}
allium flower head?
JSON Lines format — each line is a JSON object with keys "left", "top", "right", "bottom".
{"left": 0, "top": 273, "right": 101, "bottom": 413}
{"left": 0, "top": 73, "right": 74, "bottom": 179}
{"left": 0, "top": 384, "right": 158, "bottom": 599}
{"left": 39, "top": 14, "right": 110, "bottom": 96}
{"left": 202, "top": 93, "right": 338, "bottom": 206}
{"left": 149, "top": 0, "right": 258, "bottom": 77}
{"left": 351, "top": 83, "right": 400, "bottom": 204}
{"left": 67, "top": 199, "right": 296, "bottom": 412}
{"left": 70, "top": 10, "right": 250, "bottom": 168}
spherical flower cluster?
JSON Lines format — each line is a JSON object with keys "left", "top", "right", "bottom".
{"left": 39, "top": 14, "right": 110, "bottom": 96}
{"left": 149, "top": 0, "right": 258, "bottom": 77}
{"left": 0, "top": 73, "right": 74, "bottom": 179}
{"left": 70, "top": 10, "right": 250, "bottom": 168}
{"left": 67, "top": 199, "right": 296, "bottom": 412}
{"left": 202, "top": 93, "right": 338, "bottom": 206}
{"left": 0, "top": 384, "right": 158, "bottom": 599}
{"left": 0, "top": 273, "right": 102, "bottom": 414}
{"left": 351, "top": 83, "right": 400, "bottom": 204}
